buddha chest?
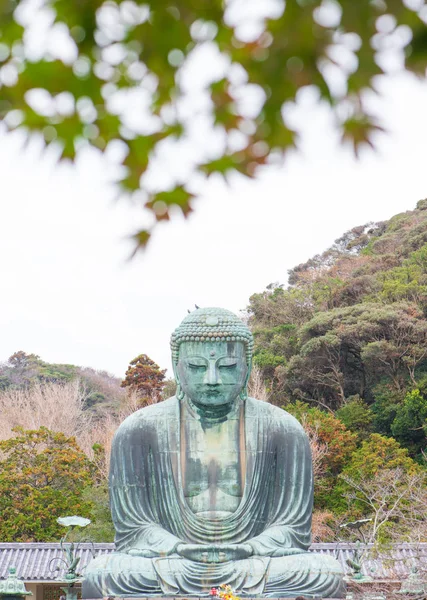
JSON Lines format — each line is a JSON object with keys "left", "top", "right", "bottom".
{"left": 181, "top": 406, "right": 245, "bottom": 517}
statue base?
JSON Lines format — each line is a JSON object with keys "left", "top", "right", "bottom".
{"left": 83, "top": 597, "right": 339, "bottom": 599}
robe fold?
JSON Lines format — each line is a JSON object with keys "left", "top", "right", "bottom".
{"left": 83, "top": 396, "right": 345, "bottom": 597}
{"left": 111, "top": 397, "right": 313, "bottom": 554}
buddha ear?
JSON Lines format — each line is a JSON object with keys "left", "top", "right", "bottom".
{"left": 176, "top": 382, "right": 185, "bottom": 400}
{"left": 172, "top": 358, "right": 185, "bottom": 401}
{"left": 240, "top": 359, "right": 252, "bottom": 401}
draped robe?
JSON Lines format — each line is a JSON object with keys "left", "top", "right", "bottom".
{"left": 83, "top": 397, "right": 345, "bottom": 597}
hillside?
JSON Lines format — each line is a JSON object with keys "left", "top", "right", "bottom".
{"left": 245, "top": 200, "right": 427, "bottom": 543}
{"left": 0, "top": 350, "right": 125, "bottom": 415}
{"left": 248, "top": 199, "right": 427, "bottom": 462}
{"left": 0, "top": 203, "right": 426, "bottom": 546}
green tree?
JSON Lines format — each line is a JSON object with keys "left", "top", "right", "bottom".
{"left": 121, "top": 353, "right": 166, "bottom": 404}
{"left": 3, "top": 351, "right": 43, "bottom": 387}
{"left": 361, "top": 308, "right": 427, "bottom": 389}
{"left": 391, "top": 388, "right": 427, "bottom": 459}
{"left": 81, "top": 482, "right": 115, "bottom": 542}
{"left": 332, "top": 433, "right": 421, "bottom": 516}
{"left": 0, "top": 427, "right": 94, "bottom": 541}
{"left": 277, "top": 301, "right": 427, "bottom": 409}
{"left": 336, "top": 396, "right": 374, "bottom": 441}
{"left": 2, "top": 2, "right": 427, "bottom": 248}
{"left": 370, "top": 382, "right": 405, "bottom": 436}
{"left": 341, "top": 433, "right": 419, "bottom": 479}
{"left": 0, "top": 351, "right": 78, "bottom": 388}
{"left": 286, "top": 332, "right": 347, "bottom": 407}
{"left": 378, "top": 250, "right": 427, "bottom": 306}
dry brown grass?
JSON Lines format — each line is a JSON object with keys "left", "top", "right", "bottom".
{"left": 0, "top": 379, "right": 90, "bottom": 441}
{"left": 248, "top": 364, "right": 271, "bottom": 402}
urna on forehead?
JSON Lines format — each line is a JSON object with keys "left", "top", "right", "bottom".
{"left": 170, "top": 307, "right": 254, "bottom": 364}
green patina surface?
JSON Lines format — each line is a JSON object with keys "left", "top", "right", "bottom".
{"left": 83, "top": 308, "right": 345, "bottom": 598}
{"left": 0, "top": 568, "right": 33, "bottom": 600}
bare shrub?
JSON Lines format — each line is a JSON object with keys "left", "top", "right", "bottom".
{"left": 81, "top": 389, "right": 143, "bottom": 478}
{"left": 340, "top": 468, "right": 427, "bottom": 546}
{"left": 248, "top": 365, "right": 271, "bottom": 402}
{"left": 0, "top": 381, "right": 158, "bottom": 482}
{"left": 298, "top": 414, "right": 329, "bottom": 480}
{"left": 79, "top": 367, "right": 125, "bottom": 401}
{"left": 0, "top": 379, "right": 90, "bottom": 442}
{"left": 312, "top": 510, "right": 336, "bottom": 542}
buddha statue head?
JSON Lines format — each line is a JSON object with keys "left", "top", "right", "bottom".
{"left": 171, "top": 307, "right": 254, "bottom": 411}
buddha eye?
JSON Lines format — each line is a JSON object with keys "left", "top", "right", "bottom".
{"left": 218, "top": 362, "right": 237, "bottom": 369}
{"left": 188, "top": 363, "right": 207, "bottom": 370}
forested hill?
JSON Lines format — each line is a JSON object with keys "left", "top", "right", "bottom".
{"left": 249, "top": 199, "right": 427, "bottom": 463}
{"left": 1, "top": 205, "right": 427, "bottom": 546}
{"left": 0, "top": 351, "right": 125, "bottom": 414}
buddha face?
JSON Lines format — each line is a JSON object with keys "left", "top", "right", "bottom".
{"left": 176, "top": 340, "right": 248, "bottom": 408}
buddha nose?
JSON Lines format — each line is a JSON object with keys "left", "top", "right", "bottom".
{"left": 206, "top": 362, "right": 220, "bottom": 385}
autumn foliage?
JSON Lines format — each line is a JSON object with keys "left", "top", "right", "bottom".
{"left": 121, "top": 354, "right": 166, "bottom": 405}
{"left": 0, "top": 427, "right": 94, "bottom": 542}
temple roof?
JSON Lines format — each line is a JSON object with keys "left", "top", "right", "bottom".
{"left": 0, "top": 543, "right": 113, "bottom": 582}
{"left": 0, "top": 543, "right": 426, "bottom": 583}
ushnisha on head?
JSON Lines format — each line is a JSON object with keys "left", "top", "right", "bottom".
{"left": 171, "top": 307, "right": 254, "bottom": 408}
{"left": 171, "top": 307, "right": 254, "bottom": 364}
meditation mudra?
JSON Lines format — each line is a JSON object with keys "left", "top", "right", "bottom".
{"left": 83, "top": 308, "right": 345, "bottom": 598}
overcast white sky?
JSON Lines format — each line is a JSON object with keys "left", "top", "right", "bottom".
{"left": 1, "top": 71, "right": 427, "bottom": 377}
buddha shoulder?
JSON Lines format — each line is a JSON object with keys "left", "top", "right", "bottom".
{"left": 113, "top": 396, "right": 179, "bottom": 438}
{"left": 246, "top": 397, "right": 306, "bottom": 435}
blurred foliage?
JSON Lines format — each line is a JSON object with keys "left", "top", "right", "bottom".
{"left": 1, "top": 0, "right": 427, "bottom": 247}
{"left": 0, "top": 427, "right": 94, "bottom": 541}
